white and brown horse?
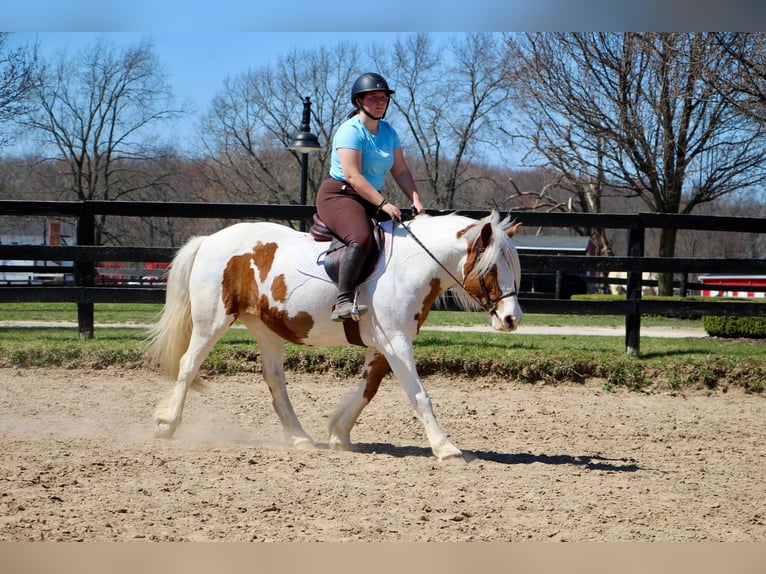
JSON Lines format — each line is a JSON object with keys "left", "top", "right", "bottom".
{"left": 148, "top": 211, "right": 522, "bottom": 462}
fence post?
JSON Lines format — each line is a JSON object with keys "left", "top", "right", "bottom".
{"left": 74, "top": 202, "right": 95, "bottom": 339}
{"left": 625, "top": 223, "right": 645, "bottom": 357}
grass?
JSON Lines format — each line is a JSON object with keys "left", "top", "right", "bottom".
{"left": 0, "top": 303, "right": 764, "bottom": 393}
{"left": 0, "top": 302, "right": 164, "bottom": 324}
{"left": 0, "top": 302, "right": 701, "bottom": 329}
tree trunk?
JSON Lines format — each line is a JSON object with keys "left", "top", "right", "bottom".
{"left": 658, "top": 227, "right": 677, "bottom": 296}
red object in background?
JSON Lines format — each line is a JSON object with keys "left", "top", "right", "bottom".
{"left": 699, "top": 274, "right": 766, "bottom": 298}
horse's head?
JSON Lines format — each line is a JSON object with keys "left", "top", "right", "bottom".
{"left": 458, "top": 213, "right": 523, "bottom": 332}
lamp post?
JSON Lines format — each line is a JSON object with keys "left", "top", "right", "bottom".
{"left": 287, "top": 96, "right": 321, "bottom": 231}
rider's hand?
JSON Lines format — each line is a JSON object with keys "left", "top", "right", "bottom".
{"left": 382, "top": 202, "right": 401, "bottom": 222}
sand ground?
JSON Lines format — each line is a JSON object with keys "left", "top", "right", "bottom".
{"left": 0, "top": 366, "right": 763, "bottom": 541}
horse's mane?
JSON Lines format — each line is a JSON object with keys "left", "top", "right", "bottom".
{"left": 432, "top": 211, "right": 522, "bottom": 312}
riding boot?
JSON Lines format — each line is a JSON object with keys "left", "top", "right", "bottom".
{"left": 332, "top": 242, "right": 369, "bottom": 322}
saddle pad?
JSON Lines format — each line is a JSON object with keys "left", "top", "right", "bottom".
{"left": 295, "top": 220, "right": 395, "bottom": 284}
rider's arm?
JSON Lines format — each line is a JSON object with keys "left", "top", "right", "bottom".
{"left": 338, "top": 147, "right": 402, "bottom": 220}
{"left": 390, "top": 148, "right": 425, "bottom": 215}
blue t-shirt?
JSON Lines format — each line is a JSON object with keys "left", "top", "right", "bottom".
{"left": 329, "top": 115, "right": 400, "bottom": 190}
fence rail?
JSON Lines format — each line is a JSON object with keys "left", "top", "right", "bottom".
{"left": 1, "top": 200, "right": 765, "bottom": 355}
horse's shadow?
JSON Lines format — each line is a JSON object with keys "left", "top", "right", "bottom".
{"left": 348, "top": 442, "right": 641, "bottom": 472}
{"left": 470, "top": 450, "right": 641, "bottom": 472}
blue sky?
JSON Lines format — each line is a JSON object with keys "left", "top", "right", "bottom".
{"left": 7, "top": 32, "right": 425, "bottom": 155}
{"left": 4, "top": 2, "right": 589, "bottom": 32}
{"left": 11, "top": 31, "right": 410, "bottom": 116}
{"left": 5, "top": 3, "right": 764, "bottom": 157}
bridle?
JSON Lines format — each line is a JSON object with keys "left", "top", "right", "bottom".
{"left": 396, "top": 219, "right": 518, "bottom": 318}
{"left": 463, "top": 245, "right": 519, "bottom": 317}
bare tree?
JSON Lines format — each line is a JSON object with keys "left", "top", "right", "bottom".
{"left": 20, "top": 36, "right": 183, "bottom": 244}
{"left": 506, "top": 33, "right": 766, "bottom": 294}
{"left": 377, "top": 33, "right": 513, "bottom": 209}
{"left": 201, "top": 33, "right": 514, "bottom": 212}
{"left": 714, "top": 33, "right": 766, "bottom": 124}
{"left": 103, "top": 156, "right": 219, "bottom": 249}
{"left": 507, "top": 170, "right": 617, "bottom": 257}
{"left": 199, "top": 42, "right": 362, "bottom": 208}
{"left": 0, "top": 33, "right": 37, "bottom": 150}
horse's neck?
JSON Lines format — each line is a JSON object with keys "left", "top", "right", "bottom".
{"left": 404, "top": 218, "right": 469, "bottom": 283}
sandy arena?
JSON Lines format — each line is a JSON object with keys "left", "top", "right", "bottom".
{"left": 0, "top": 367, "right": 764, "bottom": 541}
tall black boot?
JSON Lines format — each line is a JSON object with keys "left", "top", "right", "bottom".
{"left": 332, "top": 242, "right": 369, "bottom": 322}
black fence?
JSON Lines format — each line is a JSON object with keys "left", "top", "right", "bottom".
{"left": 1, "top": 200, "right": 765, "bottom": 355}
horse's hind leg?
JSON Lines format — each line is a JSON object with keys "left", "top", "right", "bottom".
{"left": 247, "top": 327, "right": 315, "bottom": 449}
{"left": 154, "top": 322, "right": 230, "bottom": 438}
{"left": 328, "top": 349, "right": 389, "bottom": 451}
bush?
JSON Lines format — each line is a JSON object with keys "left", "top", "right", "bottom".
{"left": 702, "top": 315, "right": 766, "bottom": 339}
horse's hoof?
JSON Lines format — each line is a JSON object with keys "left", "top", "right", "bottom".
{"left": 440, "top": 453, "right": 468, "bottom": 465}
{"left": 293, "top": 437, "right": 317, "bottom": 450}
{"left": 329, "top": 438, "right": 352, "bottom": 452}
{"left": 154, "top": 422, "right": 176, "bottom": 439}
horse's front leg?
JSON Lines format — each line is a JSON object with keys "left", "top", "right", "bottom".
{"left": 379, "top": 333, "right": 465, "bottom": 463}
{"left": 328, "top": 348, "right": 390, "bottom": 451}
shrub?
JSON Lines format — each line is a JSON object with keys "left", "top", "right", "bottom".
{"left": 702, "top": 315, "right": 766, "bottom": 339}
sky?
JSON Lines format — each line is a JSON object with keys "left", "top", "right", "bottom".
{"left": 7, "top": 31, "right": 464, "bottom": 161}
{"left": 4, "top": 2, "right": 764, "bottom": 158}
{"left": 8, "top": 31, "right": 419, "bottom": 153}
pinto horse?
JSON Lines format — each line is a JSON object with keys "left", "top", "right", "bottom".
{"left": 148, "top": 211, "right": 522, "bottom": 462}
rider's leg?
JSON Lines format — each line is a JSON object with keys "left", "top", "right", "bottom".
{"left": 332, "top": 242, "right": 369, "bottom": 322}
{"left": 316, "top": 180, "right": 375, "bottom": 322}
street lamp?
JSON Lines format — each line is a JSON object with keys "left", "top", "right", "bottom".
{"left": 287, "top": 96, "right": 321, "bottom": 231}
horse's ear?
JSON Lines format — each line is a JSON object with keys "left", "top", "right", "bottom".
{"left": 506, "top": 222, "right": 522, "bottom": 238}
{"left": 479, "top": 222, "right": 493, "bottom": 247}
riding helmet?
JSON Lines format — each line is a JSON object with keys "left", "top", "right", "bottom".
{"left": 350, "top": 73, "right": 395, "bottom": 105}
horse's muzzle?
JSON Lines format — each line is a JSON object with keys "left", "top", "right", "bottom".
{"left": 491, "top": 311, "right": 521, "bottom": 333}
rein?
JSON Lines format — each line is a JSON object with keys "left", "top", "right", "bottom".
{"left": 394, "top": 219, "right": 517, "bottom": 317}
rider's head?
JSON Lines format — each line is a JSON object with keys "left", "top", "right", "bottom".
{"left": 350, "top": 73, "right": 394, "bottom": 120}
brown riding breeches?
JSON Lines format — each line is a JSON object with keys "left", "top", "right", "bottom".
{"left": 316, "top": 179, "right": 378, "bottom": 258}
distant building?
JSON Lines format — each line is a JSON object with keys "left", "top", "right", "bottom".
{"left": 514, "top": 235, "right": 598, "bottom": 299}
{"left": 513, "top": 235, "right": 598, "bottom": 257}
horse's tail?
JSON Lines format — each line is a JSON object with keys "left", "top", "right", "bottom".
{"left": 146, "top": 235, "right": 207, "bottom": 380}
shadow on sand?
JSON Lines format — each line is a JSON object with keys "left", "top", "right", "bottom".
{"left": 350, "top": 442, "right": 641, "bottom": 472}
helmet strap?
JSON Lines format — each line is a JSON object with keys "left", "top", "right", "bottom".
{"left": 360, "top": 107, "right": 385, "bottom": 121}
{"left": 357, "top": 96, "right": 389, "bottom": 121}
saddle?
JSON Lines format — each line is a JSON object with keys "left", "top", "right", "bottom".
{"left": 309, "top": 213, "right": 383, "bottom": 284}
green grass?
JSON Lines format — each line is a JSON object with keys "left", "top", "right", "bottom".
{"left": 425, "top": 309, "right": 702, "bottom": 329}
{"left": 0, "top": 303, "right": 764, "bottom": 393}
{"left": 0, "top": 302, "right": 164, "bottom": 324}
{"left": 0, "top": 302, "right": 700, "bottom": 329}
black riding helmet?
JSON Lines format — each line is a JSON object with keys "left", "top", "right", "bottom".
{"left": 350, "top": 73, "right": 395, "bottom": 120}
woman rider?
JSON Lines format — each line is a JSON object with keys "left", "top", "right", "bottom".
{"left": 316, "top": 72, "right": 425, "bottom": 322}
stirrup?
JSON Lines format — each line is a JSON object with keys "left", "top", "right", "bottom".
{"left": 349, "top": 300, "right": 368, "bottom": 322}
{"left": 332, "top": 296, "right": 368, "bottom": 322}
{"left": 350, "top": 290, "right": 368, "bottom": 321}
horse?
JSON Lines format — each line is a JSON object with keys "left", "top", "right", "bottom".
{"left": 147, "top": 211, "right": 523, "bottom": 463}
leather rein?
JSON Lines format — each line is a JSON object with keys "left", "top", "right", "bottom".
{"left": 394, "top": 219, "right": 517, "bottom": 318}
